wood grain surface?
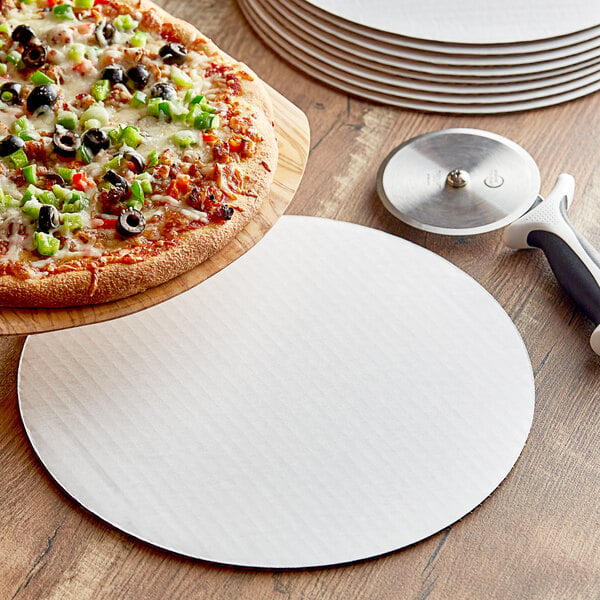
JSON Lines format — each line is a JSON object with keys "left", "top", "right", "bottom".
{"left": 1, "top": 1, "right": 599, "bottom": 598}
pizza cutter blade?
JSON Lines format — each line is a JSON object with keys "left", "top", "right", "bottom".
{"left": 376, "top": 128, "right": 541, "bottom": 236}
{"left": 377, "top": 128, "right": 600, "bottom": 355}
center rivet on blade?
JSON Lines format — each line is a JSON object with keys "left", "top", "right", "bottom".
{"left": 376, "top": 128, "right": 542, "bottom": 236}
{"left": 446, "top": 168, "right": 470, "bottom": 188}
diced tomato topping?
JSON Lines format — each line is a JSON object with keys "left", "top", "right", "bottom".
{"left": 72, "top": 172, "right": 94, "bottom": 192}
{"left": 229, "top": 137, "right": 243, "bottom": 152}
{"left": 96, "top": 218, "right": 118, "bottom": 230}
{"left": 165, "top": 173, "right": 192, "bottom": 198}
{"left": 202, "top": 132, "right": 218, "bottom": 144}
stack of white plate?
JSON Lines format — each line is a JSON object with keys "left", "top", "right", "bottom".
{"left": 238, "top": 0, "right": 600, "bottom": 113}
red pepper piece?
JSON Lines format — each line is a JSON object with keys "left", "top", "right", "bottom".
{"left": 72, "top": 171, "right": 94, "bottom": 192}
{"left": 165, "top": 173, "right": 191, "bottom": 198}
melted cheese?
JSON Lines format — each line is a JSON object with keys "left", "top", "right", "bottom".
{"left": 0, "top": 0, "right": 240, "bottom": 268}
{"left": 2, "top": 4, "right": 216, "bottom": 165}
{"left": 0, "top": 210, "right": 31, "bottom": 262}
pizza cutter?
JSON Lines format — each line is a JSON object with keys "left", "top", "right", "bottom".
{"left": 377, "top": 128, "right": 600, "bottom": 354}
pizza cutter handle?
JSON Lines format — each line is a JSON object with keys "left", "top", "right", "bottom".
{"left": 504, "top": 174, "right": 600, "bottom": 355}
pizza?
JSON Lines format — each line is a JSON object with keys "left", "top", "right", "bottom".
{"left": 0, "top": 0, "right": 277, "bottom": 307}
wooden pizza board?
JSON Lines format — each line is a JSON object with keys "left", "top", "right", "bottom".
{"left": 0, "top": 88, "right": 310, "bottom": 336}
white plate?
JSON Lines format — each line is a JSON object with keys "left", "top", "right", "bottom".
{"left": 254, "top": 0, "right": 600, "bottom": 98}
{"left": 303, "top": 0, "right": 600, "bottom": 44}
{"left": 19, "top": 217, "right": 535, "bottom": 568}
{"left": 286, "top": 0, "right": 600, "bottom": 55}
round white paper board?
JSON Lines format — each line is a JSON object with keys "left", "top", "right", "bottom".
{"left": 19, "top": 217, "right": 535, "bottom": 568}
{"left": 260, "top": 0, "right": 600, "bottom": 67}
{"left": 283, "top": 0, "right": 600, "bottom": 55}
{"left": 304, "top": 0, "right": 600, "bottom": 44}
{"left": 242, "top": 0, "right": 600, "bottom": 78}
{"left": 245, "top": 2, "right": 600, "bottom": 103}
{"left": 240, "top": 4, "right": 600, "bottom": 113}
{"left": 250, "top": 3, "right": 600, "bottom": 85}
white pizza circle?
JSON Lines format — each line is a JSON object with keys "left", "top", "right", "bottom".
{"left": 303, "top": 0, "right": 600, "bottom": 45}
{"left": 19, "top": 216, "right": 535, "bottom": 568}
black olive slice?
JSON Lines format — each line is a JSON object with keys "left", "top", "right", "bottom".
{"left": 102, "top": 65, "right": 126, "bottom": 85}
{"left": 0, "top": 135, "right": 25, "bottom": 157}
{"left": 221, "top": 205, "right": 234, "bottom": 221}
{"left": 42, "top": 172, "right": 66, "bottom": 187}
{"left": 116, "top": 207, "right": 145, "bottom": 237}
{"left": 159, "top": 43, "right": 187, "bottom": 65}
{"left": 38, "top": 204, "right": 60, "bottom": 233}
{"left": 95, "top": 21, "right": 115, "bottom": 46}
{"left": 52, "top": 129, "right": 81, "bottom": 158}
{"left": 122, "top": 150, "right": 145, "bottom": 174}
{"left": 82, "top": 128, "right": 110, "bottom": 154}
{"left": 103, "top": 169, "right": 129, "bottom": 189}
{"left": 0, "top": 82, "right": 22, "bottom": 105}
{"left": 150, "top": 82, "right": 177, "bottom": 101}
{"left": 21, "top": 44, "right": 47, "bottom": 69}
{"left": 26, "top": 84, "right": 58, "bottom": 114}
{"left": 127, "top": 65, "right": 150, "bottom": 89}
{"left": 12, "top": 24, "right": 37, "bottom": 45}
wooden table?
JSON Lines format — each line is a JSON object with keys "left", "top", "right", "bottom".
{"left": 1, "top": 1, "right": 599, "bottom": 598}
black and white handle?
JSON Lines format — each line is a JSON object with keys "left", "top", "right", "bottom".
{"left": 504, "top": 174, "right": 600, "bottom": 355}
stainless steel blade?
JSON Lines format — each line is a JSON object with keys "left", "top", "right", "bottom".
{"left": 377, "top": 128, "right": 541, "bottom": 235}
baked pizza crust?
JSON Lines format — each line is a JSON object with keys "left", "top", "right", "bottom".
{"left": 0, "top": 0, "right": 278, "bottom": 307}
